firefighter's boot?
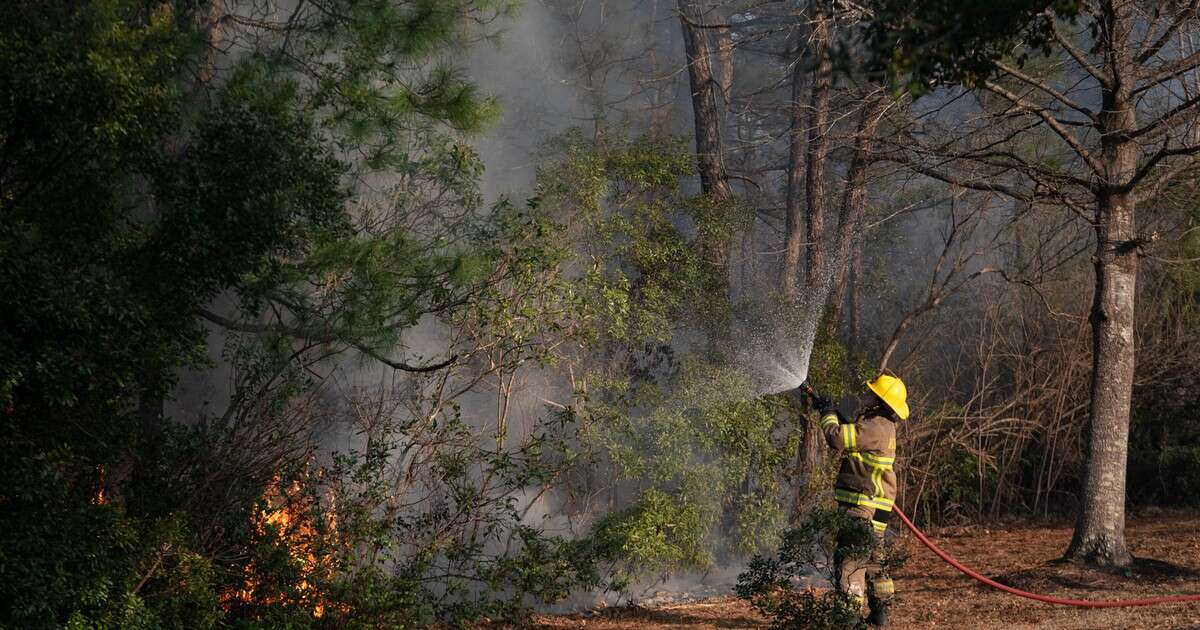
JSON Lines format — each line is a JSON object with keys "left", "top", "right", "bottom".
{"left": 865, "top": 598, "right": 890, "bottom": 628}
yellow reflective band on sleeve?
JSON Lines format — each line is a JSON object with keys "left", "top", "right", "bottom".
{"left": 871, "top": 520, "right": 888, "bottom": 534}
{"left": 847, "top": 451, "right": 895, "bottom": 470}
{"left": 842, "top": 424, "right": 857, "bottom": 449}
{"left": 861, "top": 452, "right": 895, "bottom": 467}
{"left": 871, "top": 467, "right": 884, "bottom": 498}
{"left": 834, "top": 488, "right": 894, "bottom": 511}
{"left": 821, "top": 413, "right": 839, "bottom": 428}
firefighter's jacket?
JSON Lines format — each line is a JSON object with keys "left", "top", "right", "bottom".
{"left": 822, "top": 410, "right": 897, "bottom": 533}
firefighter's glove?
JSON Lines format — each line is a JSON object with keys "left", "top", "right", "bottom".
{"left": 811, "top": 393, "right": 834, "bottom": 414}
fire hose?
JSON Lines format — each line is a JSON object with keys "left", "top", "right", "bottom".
{"left": 892, "top": 506, "right": 1200, "bottom": 608}
{"left": 794, "top": 381, "right": 1200, "bottom": 607}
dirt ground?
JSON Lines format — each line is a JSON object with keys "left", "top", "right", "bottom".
{"left": 528, "top": 509, "right": 1200, "bottom": 629}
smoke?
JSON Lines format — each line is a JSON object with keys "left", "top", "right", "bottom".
{"left": 171, "top": 0, "right": 1012, "bottom": 615}
{"left": 466, "top": 1, "right": 586, "bottom": 201}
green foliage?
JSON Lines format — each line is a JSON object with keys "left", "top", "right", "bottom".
{"left": 930, "top": 445, "right": 995, "bottom": 519}
{"left": 809, "top": 326, "right": 874, "bottom": 402}
{"left": 592, "top": 488, "right": 711, "bottom": 575}
{"left": 0, "top": 448, "right": 219, "bottom": 628}
{"left": 858, "top": 0, "right": 1084, "bottom": 94}
{"left": 1130, "top": 446, "right": 1200, "bottom": 506}
{"left": 589, "top": 361, "right": 793, "bottom": 569}
{"left": 212, "top": 200, "right": 628, "bottom": 627}
{"left": 0, "top": 3, "right": 217, "bottom": 626}
{"left": 736, "top": 508, "right": 903, "bottom": 630}
{"left": 1, "top": 0, "right": 190, "bottom": 415}
{"left": 532, "top": 130, "right": 801, "bottom": 582}
{"left": 1, "top": 0, "right": 546, "bottom": 627}
{"left": 1128, "top": 373, "right": 1200, "bottom": 507}
{"left": 267, "top": 0, "right": 515, "bottom": 173}
{"left": 539, "top": 131, "right": 715, "bottom": 342}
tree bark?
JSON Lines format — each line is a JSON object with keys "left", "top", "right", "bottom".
{"left": 781, "top": 0, "right": 832, "bottom": 299}
{"left": 847, "top": 243, "right": 861, "bottom": 351}
{"left": 713, "top": 25, "right": 734, "bottom": 107}
{"left": 802, "top": 2, "right": 832, "bottom": 289}
{"left": 678, "top": 0, "right": 736, "bottom": 351}
{"left": 791, "top": 412, "right": 825, "bottom": 516}
{"left": 825, "top": 257, "right": 849, "bottom": 335}
{"left": 780, "top": 44, "right": 807, "bottom": 299}
{"left": 1066, "top": 0, "right": 1136, "bottom": 567}
{"left": 677, "top": 0, "right": 733, "bottom": 203}
{"left": 822, "top": 100, "right": 879, "bottom": 337}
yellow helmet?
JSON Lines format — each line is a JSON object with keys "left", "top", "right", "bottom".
{"left": 867, "top": 371, "right": 909, "bottom": 420}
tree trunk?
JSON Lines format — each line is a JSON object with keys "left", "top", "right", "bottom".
{"left": 802, "top": 1, "right": 832, "bottom": 289}
{"left": 713, "top": 25, "right": 734, "bottom": 107}
{"left": 677, "top": 0, "right": 733, "bottom": 203}
{"left": 1068, "top": 193, "right": 1138, "bottom": 568}
{"left": 847, "top": 244, "right": 861, "bottom": 351}
{"left": 678, "top": 0, "right": 735, "bottom": 351}
{"left": 822, "top": 102, "right": 878, "bottom": 337}
{"left": 1066, "top": 1, "right": 1136, "bottom": 567}
{"left": 825, "top": 258, "right": 848, "bottom": 336}
{"left": 781, "top": 1, "right": 832, "bottom": 299}
{"left": 791, "top": 413, "right": 826, "bottom": 517}
{"left": 780, "top": 44, "right": 807, "bottom": 299}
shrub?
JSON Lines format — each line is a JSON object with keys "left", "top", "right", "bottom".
{"left": 736, "top": 507, "right": 905, "bottom": 630}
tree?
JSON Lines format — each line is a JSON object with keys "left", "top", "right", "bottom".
{"left": 0, "top": 0, "right": 526, "bottom": 624}
{"left": 879, "top": 0, "right": 1200, "bottom": 566}
{"left": 0, "top": 0, "right": 351, "bottom": 623}
{"left": 677, "top": 0, "right": 735, "bottom": 204}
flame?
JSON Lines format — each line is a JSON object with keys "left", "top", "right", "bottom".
{"left": 93, "top": 465, "right": 106, "bottom": 505}
{"left": 224, "top": 473, "right": 336, "bottom": 618}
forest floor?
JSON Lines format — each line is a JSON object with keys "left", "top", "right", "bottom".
{"left": 527, "top": 508, "right": 1200, "bottom": 629}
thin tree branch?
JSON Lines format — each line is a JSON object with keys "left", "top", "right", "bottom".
{"left": 1135, "top": 0, "right": 1199, "bottom": 63}
{"left": 1128, "top": 91, "right": 1200, "bottom": 140}
{"left": 196, "top": 308, "right": 457, "bottom": 373}
{"left": 1047, "top": 16, "right": 1111, "bottom": 88}
{"left": 1137, "top": 48, "right": 1200, "bottom": 87}
{"left": 1133, "top": 156, "right": 1200, "bottom": 204}
{"left": 995, "top": 61, "right": 1097, "bottom": 121}
{"left": 981, "top": 80, "right": 1105, "bottom": 176}
{"left": 880, "top": 151, "right": 1032, "bottom": 200}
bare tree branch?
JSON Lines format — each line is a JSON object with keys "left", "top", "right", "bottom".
{"left": 995, "top": 61, "right": 1097, "bottom": 121}
{"left": 1135, "top": 0, "right": 1199, "bottom": 63}
{"left": 1137, "top": 48, "right": 1200, "bottom": 87}
{"left": 1129, "top": 91, "right": 1200, "bottom": 140}
{"left": 982, "top": 80, "right": 1105, "bottom": 176}
{"left": 1048, "top": 16, "right": 1111, "bottom": 88}
{"left": 1133, "top": 155, "right": 1200, "bottom": 204}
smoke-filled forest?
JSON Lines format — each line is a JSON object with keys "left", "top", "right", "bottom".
{"left": 3, "top": 0, "right": 1200, "bottom": 628}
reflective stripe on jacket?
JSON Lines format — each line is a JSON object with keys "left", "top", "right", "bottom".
{"left": 823, "top": 411, "right": 897, "bottom": 520}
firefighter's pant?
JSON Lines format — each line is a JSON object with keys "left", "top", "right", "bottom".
{"left": 834, "top": 516, "right": 895, "bottom": 611}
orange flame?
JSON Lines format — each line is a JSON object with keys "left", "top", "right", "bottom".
{"left": 93, "top": 465, "right": 106, "bottom": 505}
{"left": 224, "top": 473, "right": 336, "bottom": 618}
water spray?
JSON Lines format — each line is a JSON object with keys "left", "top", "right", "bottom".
{"left": 744, "top": 268, "right": 839, "bottom": 397}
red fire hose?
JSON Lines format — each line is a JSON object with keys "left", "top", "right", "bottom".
{"left": 892, "top": 506, "right": 1200, "bottom": 607}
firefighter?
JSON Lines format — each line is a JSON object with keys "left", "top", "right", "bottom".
{"left": 808, "top": 371, "right": 908, "bottom": 628}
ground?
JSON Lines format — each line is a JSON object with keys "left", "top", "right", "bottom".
{"left": 529, "top": 509, "right": 1200, "bottom": 629}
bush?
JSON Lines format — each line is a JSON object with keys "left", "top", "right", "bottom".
{"left": 736, "top": 508, "right": 904, "bottom": 630}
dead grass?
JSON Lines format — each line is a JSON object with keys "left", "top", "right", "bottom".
{"left": 523, "top": 509, "right": 1200, "bottom": 629}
